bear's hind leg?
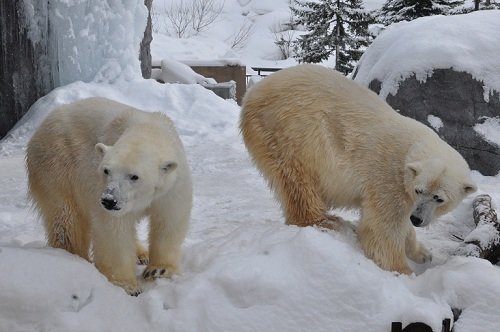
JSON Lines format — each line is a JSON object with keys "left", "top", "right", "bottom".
{"left": 243, "top": 123, "right": 330, "bottom": 228}
{"left": 272, "top": 159, "right": 329, "bottom": 227}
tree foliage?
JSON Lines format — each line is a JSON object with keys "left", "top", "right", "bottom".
{"left": 379, "top": 0, "right": 464, "bottom": 24}
{"left": 291, "top": 0, "right": 373, "bottom": 75}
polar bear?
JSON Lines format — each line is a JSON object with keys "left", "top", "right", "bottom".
{"left": 26, "top": 97, "right": 192, "bottom": 295}
{"left": 240, "top": 64, "right": 476, "bottom": 274}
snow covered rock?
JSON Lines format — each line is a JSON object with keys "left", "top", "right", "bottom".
{"left": 367, "top": 69, "right": 500, "bottom": 176}
{"left": 354, "top": 11, "right": 500, "bottom": 175}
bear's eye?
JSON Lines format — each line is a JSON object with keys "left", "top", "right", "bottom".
{"left": 434, "top": 195, "right": 444, "bottom": 203}
{"left": 415, "top": 189, "right": 423, "bottom": 195}
{"left": 104, "top": 168, "right": 109, "bottom": 175}
{"left": 129, "top": 174, "right": 139, "bottom": 181}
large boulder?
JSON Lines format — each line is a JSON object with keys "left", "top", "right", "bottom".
{"left": 354, "top": 11, "right": 500, "bottom": 175}
{"left": 368, "top": 70, "right": 500, "bottom": 175}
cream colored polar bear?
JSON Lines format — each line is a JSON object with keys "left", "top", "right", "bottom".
{"left": 26, "top": 97, "right": 192, "bottom": 294}
{"left": 240, "top": 64, "right": 476, "bottom": 274}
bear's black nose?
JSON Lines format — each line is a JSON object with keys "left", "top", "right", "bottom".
{"left": 410, "top": 215, "right": 423, "bottom": 226}
{"left": 101, "top": 198, "right": 118, "bottom": 210}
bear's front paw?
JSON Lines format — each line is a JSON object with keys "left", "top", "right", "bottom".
{"left": 142, "top": 265, "right": 176, "bottom": 281}
{"left": 112, "top": 280, "right": 142, "bottom": 296}
{"left": 410, "top": 245, "right": 432, "bottom": 264}
{"left": 316, "top": 215, "right": 345, "bottom": 231}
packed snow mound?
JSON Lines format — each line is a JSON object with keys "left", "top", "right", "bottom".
{"left": 3, "top": 224, "right": 500, "bottom": 331}
{"left": 354, "top": 11, "right": 500, "bottom": 100}
{"left": 0, "top": 246, "right": 150, "bottom": 332}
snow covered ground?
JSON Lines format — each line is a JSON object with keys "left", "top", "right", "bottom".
{"left": 2, "top": 0, "right": 500, "bottom": 331}
{"left": 1, "top": 77, "right": 500, "bottom": 332}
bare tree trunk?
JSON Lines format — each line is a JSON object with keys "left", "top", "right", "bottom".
{"left": 140, "top": 0, "right": 153, "bottom": 79}
{"left": 335, "top": 0, "right": 340, "bottom": 72}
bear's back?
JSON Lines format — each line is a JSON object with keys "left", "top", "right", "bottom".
{"left": 243, "top": 64, "right": 394, "bottom": 121}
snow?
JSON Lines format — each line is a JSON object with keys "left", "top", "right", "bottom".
{"left": 151, "top": 0, "right": 304, "bottom": 72}
{"left": 354, "top": 11, "right": 500, "bottom": 101}
{"left": 3, "top": 0, "right": 500, "bottom": 331}
{"left": 427, "top": 114, "right": 444, "bottom": 132}
{"left": 1, "top": 77, "right": 500, "bottom": 331}
{"left": 474, "top": 117, "right": 500, "bottom": 148}
{"left": 463, "top": 223, "right": 499, "bottom": 249}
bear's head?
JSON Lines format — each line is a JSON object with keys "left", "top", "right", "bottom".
{"left": 95, "top": 140, "right": 178, "bottom": 216}
{"left": 404, "top": 158, "right": 476, "bottom": 227}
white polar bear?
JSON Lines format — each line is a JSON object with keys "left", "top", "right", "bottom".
{"left": 240, "top": 64, "right": 477, "bottom": 274}
{"left": 26, "top": 97, "right": 192, "bottom": 295}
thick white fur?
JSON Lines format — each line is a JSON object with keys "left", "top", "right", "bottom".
{"left": 26, "top": 97, "right": 192, "bottom": 294}
{"left": 240, "top": 64, "right": 476, "bottom": 274}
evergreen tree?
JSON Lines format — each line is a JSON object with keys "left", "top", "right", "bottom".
{"left": 479, "top": 0, "right": 500, "bottom": 9}
{"left": 291, "top": 0, "right": 373, "bottom": 75}
{"left": 379, "top": 0, "right": 464, "bottom": 24}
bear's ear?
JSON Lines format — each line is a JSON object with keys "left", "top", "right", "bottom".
{"left": 161, "top": 161, "right": 177, "bottom": 174}
{"left": 95, "top": 143, "right": 110, "bottom": 157}
{"left": 463, "top": 182, "right": 477, "bottom": 194}
{"left": 405, "top": 162, "right": 422, "bottom": 178}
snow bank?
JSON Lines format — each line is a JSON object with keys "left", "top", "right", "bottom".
{"left": 406, "top": 257, "right": 500, "bottom": 331}
{"left": 3, "top": 220, "right": 500, "bottom": 331}
{"left": 354, "top": 11, "right": 500, "bottom": 101}
{"left": 0, "top": 246, "right": 149, "bottom": 332}
{"left": 157, "top": 224, "right": 451, "bottom": 332}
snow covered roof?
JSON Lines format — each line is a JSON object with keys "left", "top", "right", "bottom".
{"left": 353, "top": 10, "right": 500, "bottom": 101}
